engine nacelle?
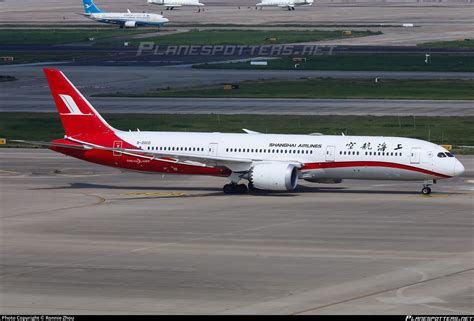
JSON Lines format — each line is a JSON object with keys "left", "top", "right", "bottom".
{"left": 250, "top": 162, "right": 298, "bottom": 191}
{"left": 304, "top": 178, "right": 343, "bottom": 184}
{"left": 124, "top": 21, "right": 137, "bottom": 28}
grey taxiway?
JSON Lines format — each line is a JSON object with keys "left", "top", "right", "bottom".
{"left": 1, "top": 65, "right": 474, "bottom": 116}
{"left": 0, "top": 149, "right": 473, "bottom": 314}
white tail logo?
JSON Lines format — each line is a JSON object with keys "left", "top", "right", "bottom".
{"left": 59, "top": 94, "right": 90, "bottom": 115}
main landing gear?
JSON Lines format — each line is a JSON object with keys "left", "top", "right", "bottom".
{"left": 223, "top": 183, "right": 248, "bottom": 194}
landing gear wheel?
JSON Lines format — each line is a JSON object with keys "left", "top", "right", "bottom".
{"left": 223, "top": 184, "right": 248, "bottom": 194}
{"left": 248, "top": 182, "right": 256, "bottom": 191}
{"left": 223, "top": 184, "right": 235, "bottom": 194}
{"left": 236, "top": 184, "right": 248, "bottom": 194}
{"left": 422, "top": 187, "right": 432, "bottom": 195}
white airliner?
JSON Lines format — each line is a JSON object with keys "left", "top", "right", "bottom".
{"left": 147, "top": 0, "right": 205, "bottom": 10}
{"left": 256, "top": 0, "right": 314, "bottom": 10}
{"left": 82, "top": 0, "right": 169, "bottom": 28}
{"left": 16, "top": 69, "right": 465, "bottom": 195}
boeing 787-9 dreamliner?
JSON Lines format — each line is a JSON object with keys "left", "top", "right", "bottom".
{"left": 16, "top": 69, "right": 465, "bottom": 195}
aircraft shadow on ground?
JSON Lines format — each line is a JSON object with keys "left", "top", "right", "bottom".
{"left": 27, "top": 182, "right": 447, "bottom": 196}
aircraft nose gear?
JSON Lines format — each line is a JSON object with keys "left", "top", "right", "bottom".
{"left": 223, "top": 184, "right": 248, "bottom": 194}
{"left": 422, "top": 186, "right": 432, "bottom": 195}
{"left": 421, "top": 180, "right": 435, "bottom": 195}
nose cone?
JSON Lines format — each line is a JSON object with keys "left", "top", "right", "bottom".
{"left": 454, "top": 159, "right": 465, "bottom": 176}
{"left": 163, "top": 18, "right": 169, "bottom": 23}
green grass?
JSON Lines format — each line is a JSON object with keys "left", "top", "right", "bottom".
{"left": 0, "top": 75, "right": 16, "bottom": 82}
{"left": 0, "top": 29, "right": 153, "bottom": 45}
{"left": 1, "top": 113, "right": 472, "bottom": 154}
{"left": 419, "top": 39, "right": 474, "bottom": 48}
{"left": 0, "top": 52, "right": 105, "bottom": 65}
{"left": 104, "top": 29, "right": 381, "bottom": 46}
{"left": 95, "top": 78, "right": 474, "bottom": 100}
{"left": 196, "top": 54, "right": 474, "bottom": 72}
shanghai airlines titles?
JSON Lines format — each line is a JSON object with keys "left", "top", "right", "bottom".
{"left": 16, "top": 69, "right": 465, "bottom": 195}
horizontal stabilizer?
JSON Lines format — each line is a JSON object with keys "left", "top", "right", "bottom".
{"left": 11, "top": 140, "right": 91, "bottom": 150}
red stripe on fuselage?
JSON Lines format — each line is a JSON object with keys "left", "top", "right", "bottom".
{"left": 301, "top": 161, "right": 451, "bottom": 178}
{"left": 52, "top": 145, "right": 231, "bottom": 177}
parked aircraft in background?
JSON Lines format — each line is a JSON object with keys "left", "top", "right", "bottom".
{"left": 15, "top": 69, "right": 465, "bottom": 195}
{"left": 147, "top": 0, "right": 205, "bottom": 10}
{"left": 256, "top": 0, "right": 314, "bottom": 10}
{"left": 82, "top": 0, "right": 169, "bottom": 28}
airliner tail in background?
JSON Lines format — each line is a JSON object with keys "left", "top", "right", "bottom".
{"left": 83, "top": 0, "right": 103, "bottom": 14}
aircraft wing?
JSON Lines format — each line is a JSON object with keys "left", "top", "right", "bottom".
{"left": 13, "top": 137, "right": 302, "bottom": 172}
{"left": 65, "top": 137, "right": 257, "bottom": 172}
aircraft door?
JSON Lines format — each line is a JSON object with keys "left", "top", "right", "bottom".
{"left": 208, "top": 143, "right": 218, "bottom": 157}
{"left": 325, "top": 145, "right": 336, "bottom": 162}
{"left": 410, "top": 147, "right": 421, "bottom": 164}
{"left": 113, "top": 140, "right": 123, "bottom": 156}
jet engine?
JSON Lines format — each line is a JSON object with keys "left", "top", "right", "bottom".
{"left": 249, "top": 162, "right": 298, "bottom": 191}
{"left": 124, "top": 21, "right": 137, "bottom": 28}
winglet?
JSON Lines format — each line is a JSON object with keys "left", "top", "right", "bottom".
{"left": 242, "top": 129, "right": 262, "bottom": 134}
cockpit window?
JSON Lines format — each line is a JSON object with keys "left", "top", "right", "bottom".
{"left": 437, "top": 152, "right": 446, "bottom": 158}
{"left": 445, "top": 152, "right": 455, "bottom": 157}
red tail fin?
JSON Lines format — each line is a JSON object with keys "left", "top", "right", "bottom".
{"left": 44, "top": 68, "right": 115, "bottom": 138}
